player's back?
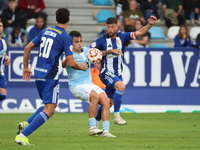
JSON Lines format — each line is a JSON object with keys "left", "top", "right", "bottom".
{"left": 0, "top": 38, "right": 7, "bottom": 75}
{"left": 66, "top": 47, "right": 93, "bottom": 91}
{"left": 32, "top": 26, "right": 73, "bottom": 79}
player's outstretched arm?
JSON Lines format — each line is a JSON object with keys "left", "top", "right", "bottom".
{"left": 135, "top": 16, "right": 157, "bottom": 38}
{"left": 23, "top": 42, "right": 35, "bottom": 82}
{"left": 65, "top": 55, "right": 88, "bottom": 70}
{"left": 101, "top": 49, "right": 123, "bottom": 56}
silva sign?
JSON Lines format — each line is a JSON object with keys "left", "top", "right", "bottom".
{"left": 122, "top": 48, "right": 200, "bottom": 88}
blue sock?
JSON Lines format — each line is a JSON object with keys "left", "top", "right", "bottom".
{"left": 95, "top": 106, "right": 102, "bottom": 121}
{"left": 113, "top": 90, "right": 124, "bottom": 112}
{"left": 89, "top": 118, "right": 96, "bottom": 128}
{"left": 22, "top": 111, "right": 49, "bottom": 137}
{"left": 27, "top": 106, "right": 44, "bottom": 124}
{"left": 103, "top": 121, "right": 109, "bottom": 131}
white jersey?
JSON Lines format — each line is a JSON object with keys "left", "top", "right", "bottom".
{"left": 65, "top": 46, "right": 93, "bottom": 91}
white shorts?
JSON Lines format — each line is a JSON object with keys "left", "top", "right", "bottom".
{"left": 72, "top": 84, "right": 105, "bottom": 104}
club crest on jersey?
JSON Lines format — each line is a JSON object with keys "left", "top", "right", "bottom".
{"left": 111, "top": 74, "right": 115, "bottom": 77}
{"left": 91, "top": 42, "right": 96, "bottom": 48}
{"left": 117, "top": 40, "right": 121, "bottom": 46}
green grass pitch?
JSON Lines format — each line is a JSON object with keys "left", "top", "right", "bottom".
{"left": 0, "top": 113, "right": 200, "bottom": 150}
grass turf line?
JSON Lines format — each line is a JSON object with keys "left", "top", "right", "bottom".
{"left": 0, "top": 113, "right": 200, "bottom": 150}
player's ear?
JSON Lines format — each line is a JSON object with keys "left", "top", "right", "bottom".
{"left": 68, "top": 17, "right": 70, "bottom": 22}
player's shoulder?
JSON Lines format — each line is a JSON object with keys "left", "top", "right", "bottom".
{"left": 1, "top": 37, "right": 7, "bottom": 43}
{"left": 82, "top": 46, "right": 90, "bottom": 54}
{"left": 95, "top": 34, "right": 108, "bottom": 42}
{"left": 82, "top": 46, "right": 90, "bottom": 51}
{"left": 118, "top": 32, "right": 130, "bottom": 38}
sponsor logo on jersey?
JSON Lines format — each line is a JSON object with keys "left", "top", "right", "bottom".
{"left": 69, "top": 45, "right": 73, "bottom": 52}
{"left": 91, "top": 42, "right": 96, "bottom": 48}
{"left": 107, "top": 44, "right": 112, "bottom": 47}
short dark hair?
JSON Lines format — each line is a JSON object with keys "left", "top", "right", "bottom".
{"left": 69, "top": 30, "right": 82, "bottom": 38}
{"left": 56, "top": 8, "right": 70, "bottom": 24}
{"left": 106, "top": 17, "right": 117, "bottom": 24}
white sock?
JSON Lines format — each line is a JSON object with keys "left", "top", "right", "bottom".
{"left": 114, "top": 112, "right": 120, "bottom": 117}
{"left": 96, "top": 120, "right": 100, "bottom": 128}
{"left": 26, "top": 121, "right": 29, "bottom": 126}
{"left": 19, "top": 133, "right": 26, "bottom": 138}
{"left": 103, "top": 130, "right": 109, "bottom": 133}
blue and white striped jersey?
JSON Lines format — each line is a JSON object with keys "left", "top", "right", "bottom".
{"left": 89, "top": 32, "right": 135, "bottom": 76}
{"left": 0, "top": 38, "right": 7, "bottom": 75}
{"left": 65, "top": 46, "right": 92, "bottom": 91}
{"left": 32, "top": 26, "right": 73, "bottom": 79}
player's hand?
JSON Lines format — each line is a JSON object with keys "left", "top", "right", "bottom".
{"left": 148, "top": 16, "right": 157, "bottom": 25}
{"left": 4, "top": 57, "right": 10, "bottom": 66}
{"left": 80, "top": 61, "right": 88, "bottom": 71}
{"left": 23, "top": 68, "right": 33, "bottom": 82}
{"left": 111, "top": 49, "right": 123, "bottom": 55}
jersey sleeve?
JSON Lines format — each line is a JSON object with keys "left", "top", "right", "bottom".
{"left": 32, "top": 31, "right": 43, "bottom": 47}
{"left": 89, "top": 37, "right": 103, "bottom": 50}
{"left": 63, "top": 35, "right": 73, "bottom": 56}
{"left": 122, "top": 32, "right": 137, "bottom": 43}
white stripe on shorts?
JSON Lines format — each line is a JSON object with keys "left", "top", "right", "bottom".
{"left": 52, "top": 85, "right": 58, "bottom": 103}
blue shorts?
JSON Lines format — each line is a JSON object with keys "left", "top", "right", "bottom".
{"left": 0, "top": 74, "right": 6, "bottom": 89}
{"left": 35, "top": 78, "right": 60, "bottom": 104}
{"left": 99, "top": 71, "right": 122, "bottom": 99}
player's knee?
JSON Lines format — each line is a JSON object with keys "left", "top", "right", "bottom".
{"left": 115, "top": 81, "right": 125, "bottom": 91}
{"left": 0, "top": 94, "right": 6, "bottom": 101}
{"left": 119, "top": 83, "right": 125, "bottom": 91}
{"left": 90, "top": 91, "right": 99, "bottom": 104}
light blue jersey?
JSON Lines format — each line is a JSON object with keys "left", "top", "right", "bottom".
{"left": 66, "top": 46, "right": 93, "bottom": 91}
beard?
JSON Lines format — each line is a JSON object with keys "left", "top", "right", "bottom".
{"left": 108, "top": 32, "right": 116, "bottom": 38}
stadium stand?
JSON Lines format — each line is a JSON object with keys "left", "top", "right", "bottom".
{"left": 167, "top": 26, "right": 180, "bottom": 39}
{"left": 24, "top": 0, "right": 195, "bottom": 48}
{"left": 92, "top": 0, "right": 112, "bottom": 6}
{"left": 151, "top": 43, "right": 167, "bottom": 48}
{"left": 96, "top": 10, "right": 115, "bottom": 23}
{"left": 148, "top": 26, "right": 166, "bottom": 39}
{"left": 189, "top": 27, "right": 200, "bottom": 40}
{"left": 26, "top": 25, "right": 34, "bottom": 33}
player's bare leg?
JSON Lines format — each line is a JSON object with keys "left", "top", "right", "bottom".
{"left": 88, "top": 91, "right": 103, "bottom": 136}
{"left": 43, "top": 103, "right": 57, "bottom": 118}
{"left": 113, "top": 81, "right": 127, "bottom": 125}
{"left": 99, "top": 92, "right": 116, "bottom": 137}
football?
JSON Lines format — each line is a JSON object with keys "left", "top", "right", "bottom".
{"left": 87, "top": 48, "right": 102, "bottom": 64}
